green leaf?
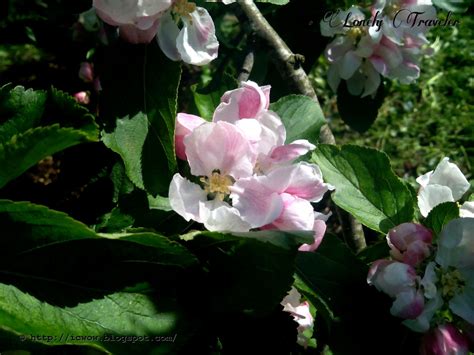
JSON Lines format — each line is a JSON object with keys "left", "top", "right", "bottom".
{"left": 312, "top": 145, "right": 415, "bottom": 233}
{"left": 270, "top": 94, "right": 326, "bottom": 144}
{"left": 45, "top": 87, "right": 98, "bottom": 139}
{"left": 0, "top": 283, "right": 186, "bottom": 354}
{"left": 357, "top": 240, "right": 390, "bottom": 264}
{"left": 184, "top": 230, "right": 312, "bottom": 314}
{"left": 101, "top": 41, "right": 181, "bottom": 196}
{"left": 191, "top": 72, "right": 237, "bottom": 120}
{"left": 336, "top": 81, "right": 385, "bottom": 133}
{"left": 102, "top": 114, "right": 149, "bottom": 190}
{"left": 0, "top": 85, "right": 47, "bottom": 141}
{"left": 0, "top": 199, "right": 96, "bottom": 255}
{"left": 424, "top": 201, "right": 460, "bottom": 234}
{"left": 0, "top": 124, "right": 98, "bottom": 189}
{"left": 433, "top": 0, "right": 472, "bottom": 12}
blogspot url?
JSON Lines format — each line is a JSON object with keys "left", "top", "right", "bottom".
{"left": 19, "top": 334, "right": 177, "bottom": 344}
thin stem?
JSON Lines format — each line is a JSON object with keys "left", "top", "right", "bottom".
{"left": 239, "top": 0, "right": 366, "bottom": 250}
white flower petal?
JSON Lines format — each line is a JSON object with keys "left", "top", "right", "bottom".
{"left": 156, "top": 10, "right": 181, "bottom": 61}
{"left": 460, "top": 201, "right": 474, "bottom": 218}
{"left": 449, "top": 285, "right": 474, "bottom": 325}
{"left": 199, "top": 200, "right": 250, "bottom": 232}
{"left": 436, "top": 218, "right": 474, "bottom": 270}
{"left": 169, "top": 173, "right": 207, "bottom": 222}
{"left": 417, "top": 184, "right": 454, "bottom": 217}
{"left": 426, "top": 158, "right": 470, "bottom": 201}
{"left": 177, "top": 7, "right": 219, "bottom": 65}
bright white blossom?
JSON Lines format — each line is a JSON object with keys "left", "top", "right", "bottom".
{"left": 416, "top": 158, "right": 471, "bottom": 217}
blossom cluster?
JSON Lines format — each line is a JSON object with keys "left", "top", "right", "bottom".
{"left": 320, "top": 0, "right": 437, "bottom": 97}
{"left": 368, "top": 158, "right": 473, "bottom": 354}
{"left": 169, "top": 81, "right": 333, "bottom": 251}
{"left": 92, "top": 0, "right": 219, "bottom": 65}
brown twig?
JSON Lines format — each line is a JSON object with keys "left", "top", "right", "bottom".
{"left": 239, "top": 0, "right": 366, "bottom": 251}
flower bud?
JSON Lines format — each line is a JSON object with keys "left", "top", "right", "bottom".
{"left": 387, "top": 223, "right": 433, "bottom": 266}
{"left": 421, "top": 324, "right": 469, "bottom": 355}
{"left": 367, "top": 260, "right": 417, "bottom": 297}
{"left": 73, "top": 91, "right": 90, "bottom": 105}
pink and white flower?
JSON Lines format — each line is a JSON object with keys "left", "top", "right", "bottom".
{"left": 170, "top": 81, "right": 331, "bottom": 250}
{"left": 157, "top": 3, "right": 219, "bottom": 65}
{"left": 416, "top": 158, "right": 471, "bottom": 217}
{"left": 402, "top": 218, "right": 474, "bottom": 333}
{"left": 169, "top": 121, "right": 255, "bottom": 232}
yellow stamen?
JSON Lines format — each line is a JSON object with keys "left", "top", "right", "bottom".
{"left": 440, "top": 269, "right": 465, "bottom": 300}
{"left": 347, "top": 27, "right": 365, "bottom": 40}
{"left": 200, "top": 172, "right": 233, "bottom": 201}
{"left": 173, "top": 0, "right": 196, "bottom": 22}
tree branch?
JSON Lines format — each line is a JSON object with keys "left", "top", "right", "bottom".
{"left": 239, "top": 0, "right": 366, "bottom": 251}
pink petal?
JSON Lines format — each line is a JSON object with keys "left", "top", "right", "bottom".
{"left": 263, "top": 193, "right": 315, "bottom": 231}
{"left": 184, "top": 121, "right": 256, "bottom": 179}
{"left": 213, "top": 81, "right": 271, "bottom": 122}
{"left": 299, "top": 212, "right": 331, "bottom": 252}
{"left": 230, "top": 177, "right": 284, "bottom": 228}
{"left": 119, "top": 17, "right": 160, "bottom": 44}
{"left": 175, "top": 113, "right": 206, "bottom": 160}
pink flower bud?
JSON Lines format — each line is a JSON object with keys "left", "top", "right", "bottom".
{"left": 73, "top": 91, "right": 90, "bottom": 105}
{"left": 175, "top": 113, "right": 206, "bottom": 160}
{"left": 367, "top": 260, "right": 417, "bottom": 298}
{"left": 78, "top": 62, "right": 94, "bottom": 83}
{"left": 387, "top": 223, "right": 433, "bottom": 266}
{"left": 421, "top": 324, "right": 469, "bottom": 355}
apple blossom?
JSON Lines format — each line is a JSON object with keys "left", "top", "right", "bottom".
{"left": 169, "top": 121, "right": 255, "bottom": 232}
{"left": 420, "top": 323, "right": 469, "bottom": 355}
{"left": 371, "top": 218, "right": 474, "bottom": 333}
{"left": 281, "top": 287, "right": 314, "bottom": 348}
{"left": 386, "top": 223, "right": 433, "bottom": 266}
{"left": 417, "top": 158, "right": 471, "bottom": 217}
{"left": 157, "top": 1, "right": 219, "bottom": 65}
{"left": 170, "top": 81, "right": 331, "bottom": 249}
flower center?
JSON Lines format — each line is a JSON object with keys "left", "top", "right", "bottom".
{"left": 440, "top": 269, "right": 465, "bottom": 300}
{"left": 200, "top": 172, "right": 234, "bottom": 201}
{"left": 347, "top": 27, "right": 367, "bottom": 42}
{"left": 173, "top": 0, "right": 196, "bottom": 21}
